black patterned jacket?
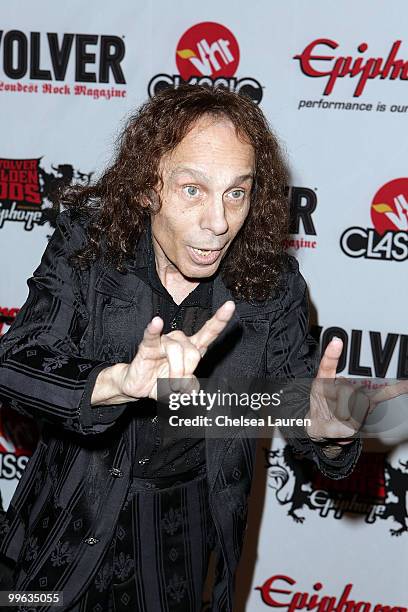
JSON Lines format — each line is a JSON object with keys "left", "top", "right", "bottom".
{"left": 0, "top": 211, "right": 362, "bottom": 611}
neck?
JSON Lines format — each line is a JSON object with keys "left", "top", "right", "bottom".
{"left": 156, "top": 259, "right": 200, "bottom": 306}
{"left": 151, "top": 237, "right": 200, "bottom": 306}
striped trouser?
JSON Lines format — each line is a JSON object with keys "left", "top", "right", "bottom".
{"left": 69, "top": 468, "right": 217, "bottom": 612}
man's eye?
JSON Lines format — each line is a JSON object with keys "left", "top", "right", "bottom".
{"left": 183, "top": 185, "right": 199, "bottom": 197}
{"left": 228, "top": 189, "right": 245, "bottom": 200}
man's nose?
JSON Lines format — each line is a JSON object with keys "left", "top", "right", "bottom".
{"left": 200, "top": 195, "right": 228, "bottom": 236}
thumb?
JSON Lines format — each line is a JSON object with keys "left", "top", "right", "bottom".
{"left": 316, "top": 336, "right": 343, "bottom": 379}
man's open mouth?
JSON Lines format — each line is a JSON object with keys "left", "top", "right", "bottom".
{"left": 191, "top": 247, "right": 219, "bottom": 256}
{"left": 187, "top": 245, "right": 224, "bottom": 264}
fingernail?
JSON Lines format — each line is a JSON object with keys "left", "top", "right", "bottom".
{"left": 332, "top": 336, "right": 342, "bottom": 342}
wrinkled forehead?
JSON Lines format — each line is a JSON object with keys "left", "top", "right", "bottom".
{"left": 159, "top": 114, "right": 255, "bottom": 178}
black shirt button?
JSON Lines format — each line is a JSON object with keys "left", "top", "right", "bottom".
{"left": 84, "top": 537, "right": 99, "bottom": 545}
{"left": 109, "top": 467, "right": 123, "bottom": 478}
{"left": 138, "top": 457, "right": 150, "bottom": 465}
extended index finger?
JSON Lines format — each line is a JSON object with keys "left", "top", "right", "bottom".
{"left": 190, "top": 300, "right": 235, "bottom": 354}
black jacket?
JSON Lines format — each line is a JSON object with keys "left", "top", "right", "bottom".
{"left": 0, "top": 211, "right": 362, "bottom": 611}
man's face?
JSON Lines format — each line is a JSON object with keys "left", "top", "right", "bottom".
{"left": 150, "top": 115, "right": 255, "bottom": 280}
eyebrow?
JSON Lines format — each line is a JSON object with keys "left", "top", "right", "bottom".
{"left": 169, "top": 166, "right": 254, "bottom": 185}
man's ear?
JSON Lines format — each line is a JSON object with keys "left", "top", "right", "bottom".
{"left": 140, "top": 194, "right": 150, "bottom": 209}
{"left": 141, "top": 189, "right": 160, "bottom": 212}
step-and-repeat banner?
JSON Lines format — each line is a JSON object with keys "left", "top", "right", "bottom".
{"left": 0, "top": 1, "right": 407, "bottom": 609}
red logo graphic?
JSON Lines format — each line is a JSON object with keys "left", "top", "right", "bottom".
{"left": 371, "top": 178, "right": 408, "bottom": 235}
{"left": 255, "top": 575, "right": 407, "bottom": 611}
{"left": 265, "top": 445, "right": 408, "bottom": 535}
{"left": 294, "top": 39, "right": 408, "bottom": 97}
{"left": 176, "top": 22, "right": 239, "bottom": 81}
{"left": 340, "top": 178, "right": 408, "bottom": 261}
{"left": 0, "top": 404, "right": 37, "bottom": 457}
{"left": 0, "top": 403, "right": 38, "bottom": 482}
{"left": 0, "top": 158, "right": 41, "bottom": 207}
{"left": 0, "top": 158, "right": 93, "bottom": 231}
{"left": 0, "top": 307, "right": 19, "bottom": 336}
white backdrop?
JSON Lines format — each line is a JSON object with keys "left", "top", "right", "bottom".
{"left": 0, "top": 1, "right": 407, "bottom": 609}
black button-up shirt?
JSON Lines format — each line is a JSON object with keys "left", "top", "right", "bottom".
{"left": 131, "top": 219, "right": 213, "bottom": 479}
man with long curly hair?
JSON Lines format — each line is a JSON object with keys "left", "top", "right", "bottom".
{"left": 0, "top": 85, "right": 364, "bottom": 611}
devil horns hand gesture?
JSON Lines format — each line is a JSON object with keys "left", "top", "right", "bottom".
{"left": 305, "top": 336, "right": 408, "bottom": 449}
{"left": 91, "top": 301, "right": 236, "bottom": 406}
{"left": 305, "top": 337, "right": 369, "bottom": 447}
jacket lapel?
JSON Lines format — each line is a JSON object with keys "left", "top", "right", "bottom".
{"left": 205, "top": 275, "right": 273, "bottom": 492}
{"left": 94, "top": 249, "right": 153, "bottom": 463}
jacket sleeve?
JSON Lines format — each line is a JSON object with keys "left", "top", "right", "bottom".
{"left": 265, "top": 255, "right": 362, "bottom": 479}
{"left": 0, "top": 210, "right": 128, "bottom": 436}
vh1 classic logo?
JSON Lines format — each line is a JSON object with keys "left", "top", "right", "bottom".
{"left": 340, "top": 178, "right": 408, "bottom": 261}
{"left": 148, "top": 22, "right": 263, "bottom": 104}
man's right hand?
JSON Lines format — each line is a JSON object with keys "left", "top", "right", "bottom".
{"left": 91, "top": 300, "right": 235, "bottom": 406}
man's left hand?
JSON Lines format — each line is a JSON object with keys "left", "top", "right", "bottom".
{"left": 305, "top": 337, "right": 369, "bottom": 454}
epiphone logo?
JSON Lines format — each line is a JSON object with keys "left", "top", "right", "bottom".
{"left": 294, "top": 39, "right": 408, "bottom": 97}
{"left": 255, "top": 575, "right": 407, "bottom": 611}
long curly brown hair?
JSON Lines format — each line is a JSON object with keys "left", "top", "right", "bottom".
{"left": 64, "top": 84, "right": 290, "bottom": 302}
